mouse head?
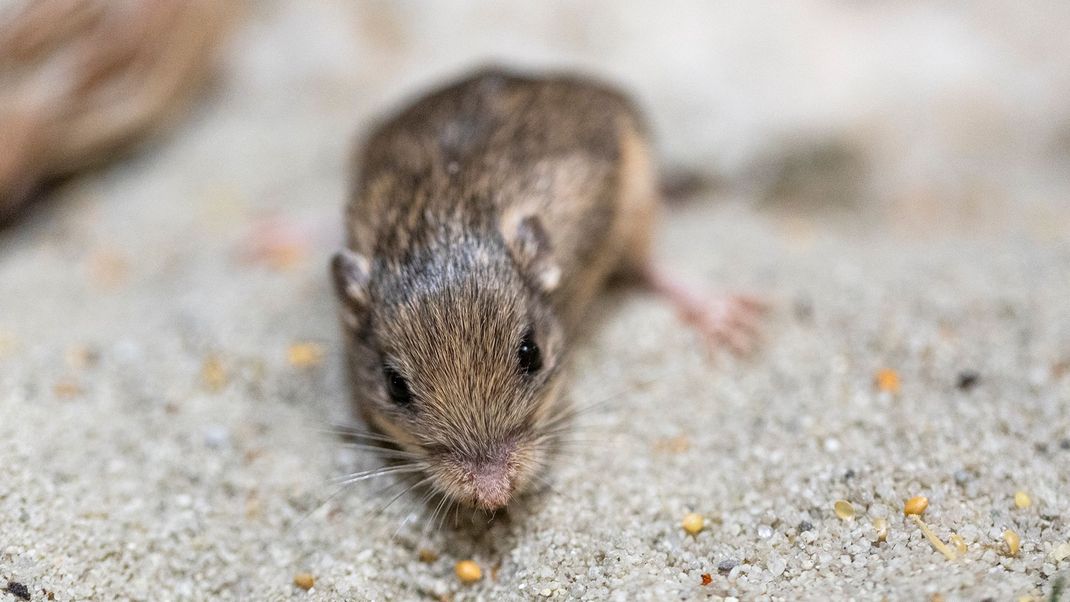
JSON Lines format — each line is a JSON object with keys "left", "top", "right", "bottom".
{"left": 331, "top": 214, "right": 567, "bottom": 511}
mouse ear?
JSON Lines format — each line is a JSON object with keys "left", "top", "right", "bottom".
{"left": 331, "top": 249, "right": 371, "bottom": 312}
{"left": 501, "top": 212, "right": 561, "bottom": 292}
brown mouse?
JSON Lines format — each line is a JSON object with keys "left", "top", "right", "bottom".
{"left": 331, "top": 67, "right": 762, "bottom": 512}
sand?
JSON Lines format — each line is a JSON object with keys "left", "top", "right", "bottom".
{"left": 2, "top": 2, "right": 1069, "bottom": 600}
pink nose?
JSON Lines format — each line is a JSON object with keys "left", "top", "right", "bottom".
{"left": 468, "top": 460, "right": 512, "bottom": 510}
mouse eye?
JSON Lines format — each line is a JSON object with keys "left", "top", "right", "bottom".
{"left": 382, "top": 366, "right": 413, "bottom": 406}
{"left": 516, "top": 328, "right": 542, "bottom": 375}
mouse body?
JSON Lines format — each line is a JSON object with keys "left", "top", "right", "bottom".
{"left": 332, "top": 68, "right": 656, "bottom": 511}
{"left": 332, "top": 68, "right": 761, "bottom": 511}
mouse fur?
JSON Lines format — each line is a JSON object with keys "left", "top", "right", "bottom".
{"left": 332, "top": 67, "right": 659, "bottom": 511}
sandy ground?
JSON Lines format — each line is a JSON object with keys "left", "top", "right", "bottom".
{"left": 2, "top": 2, "right": 1070, "bottom": 600}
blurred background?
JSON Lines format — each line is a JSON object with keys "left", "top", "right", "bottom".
{"left": 3, "top": 0, "right": 1070, "bottom": 231}
{"left": 2, "top": 2, "right": 1069, "bottom": 599}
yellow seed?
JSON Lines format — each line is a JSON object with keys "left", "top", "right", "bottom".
{"left": 875, "top": 368, "right": 901, "bottom": 393}
{"left": 1014, "top": 491, "right": 1031, "bottom": 509}
{"left": 910, "top": 515, "right": 957, "bottom": 561}
{"left": 1003, "top": 530, "right": 1021, "bottom": 556}
{"left": 950, "top": 533, "right": 967, "bottom": 555}
{"left": 873, "top": 517, "right": 889, "bottom": 542}
{"left": 681, "top": 513, "right": 705, "bottom": 535}
{"left": 834, "top": 500, "right": 855, "bottom": 520}
{"left": 904, "top": 496, "right": 929, "bottom": 516}
{"left": 201, "top": 355, "right": 227, "bottom": 390}
{"left": 293, "top": 572, "right": 314, "bottom": 590}
{"left": 455, "top": 560, "right": 482, "bottom": 583}
{"left": 53, "top": 380, "right": 82, "bottom": 399}
{"left": 288, "top": 342, "right": 324, "bottom": 368}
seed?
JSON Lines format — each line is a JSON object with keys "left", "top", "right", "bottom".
{"left": 681, "top": 513, "right": 705, "bottom": 535}
{"left": 700, "top": 573, "right": 712, "bottom": 586}
{"left": 950, "top": 534, "right": 967, "bottom": 555}
{"left": 833, "top": 500, "right": 855, "bottom": 520}
{"left": 873, "top": 517, "right": 889, "bottom": 542}
{"left": 288, "top": 343, "right": 324, "bottom": 368}
{"left": 1003, "top": 530, "right": 1021, "bottom": 556}
{"left": 455, "top": 559, "right": 482, "bottom": 583}
{"left": 53, "top": 380, "right": 82, "bottom": 399}
{"left": 293, "top": 573, "right": 314, "bottom": 590}
{"left": 201, "top": 355, "right": 227, "bottom": 390}
{"left": 904, "top": 496, "right": 929, "bottom": 516}
{"left": 1014, "top": 491, "right": 1031, "bottom": 509}
{"left": 875, "top": 368, "right": 901, "bottom": 393}
{"left": 910, "top": 515, "right": 957, "bottom": 561}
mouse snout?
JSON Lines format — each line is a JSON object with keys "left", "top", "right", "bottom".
{"left": 468, "top": 459, "right": 512, "bottom": 510}
{"left": 451, "top": 444, "right": 517, "bottom": 511}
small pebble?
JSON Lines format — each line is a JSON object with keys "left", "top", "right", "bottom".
{"left": 700, "top": 573, "right": 712, "bottom": 586}
{"left": 1060, "top": 439, "right": 1070, "bottom": 451}
{"left": 1050, "top": 542, "right": 1070, "bottom": 561}
{"left": 293, "top": 573, "right": 314, "bottom": 590}
{"left": 904, "top": 496, "right": 929, "bottom": 516}
{"left": 418, "top": 548, "right": 438, "bottom": 563}
{"left": 4, "top": 582, "right": 31, "bottom": 601}
{"left": 833, "top": 500, "right": 855, "bottom": 520}
{"left": 717, "top": 559, "right": 738, "bottom": 574}
{"left": 757, "top": 525, "right": 773, "bottom": 539}
{"left": 681, "top": 513, "right": 705, "bottom": 535}
{"left": 953, "top": 469, "right": 971, "bottom": 485}
{"left": 956, "top": 370, "right": 980, "bottom": 390}
{"left": 797, "top": 520, "right": 813, "bottom": 532}
{"left": 455, "top": 560, "right": 482, "bottom": 583}
{"left": 1014, "top": 491, "right": 1032, "bottom": 509}
{"left": 1003, "top": 530, "right": 1021, "bottom": 556}
{"left": 203, "top": 424, "right": 230, "bottom": 448}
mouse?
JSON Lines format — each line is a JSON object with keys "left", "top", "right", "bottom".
{"left": 330, "top": 67, "right": 763, "bottom": 512}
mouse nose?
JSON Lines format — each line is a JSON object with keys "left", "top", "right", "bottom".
{"left": 458, "top": 451, "right": 515, "bottom": 510}
{"left": 468, "top": 457, "right": 512, "bottom": 510}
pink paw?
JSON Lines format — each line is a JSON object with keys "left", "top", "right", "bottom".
{"left": 642, "top": 266, "right": 767, "bottom": 356}
{"left": 677, "top": 294, "right": 767, "bottom": 355}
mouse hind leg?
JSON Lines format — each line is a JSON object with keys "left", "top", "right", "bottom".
{"left": 614, "top": 124, "right": 766, "bottom": 356}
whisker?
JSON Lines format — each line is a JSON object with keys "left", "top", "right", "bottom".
{"left": 337, "top": 442, "right": 422, "bottom": 459}
{"left": 423, "top": 493, "right": 445, "bottom": 537}
{"left": 433, "top": 494, "right": 452, "bottom": 534}
{"left": 318, "top": 425, "right": 400, "bottom": 444}
{"left": 288, "top": 483, "right": 349, "bottom": 533}
{"left": 377, "top": 475, "right": 433, "bottom": 517}
{"left": 333, "top": 464, "right": 427, "bottom": 486}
